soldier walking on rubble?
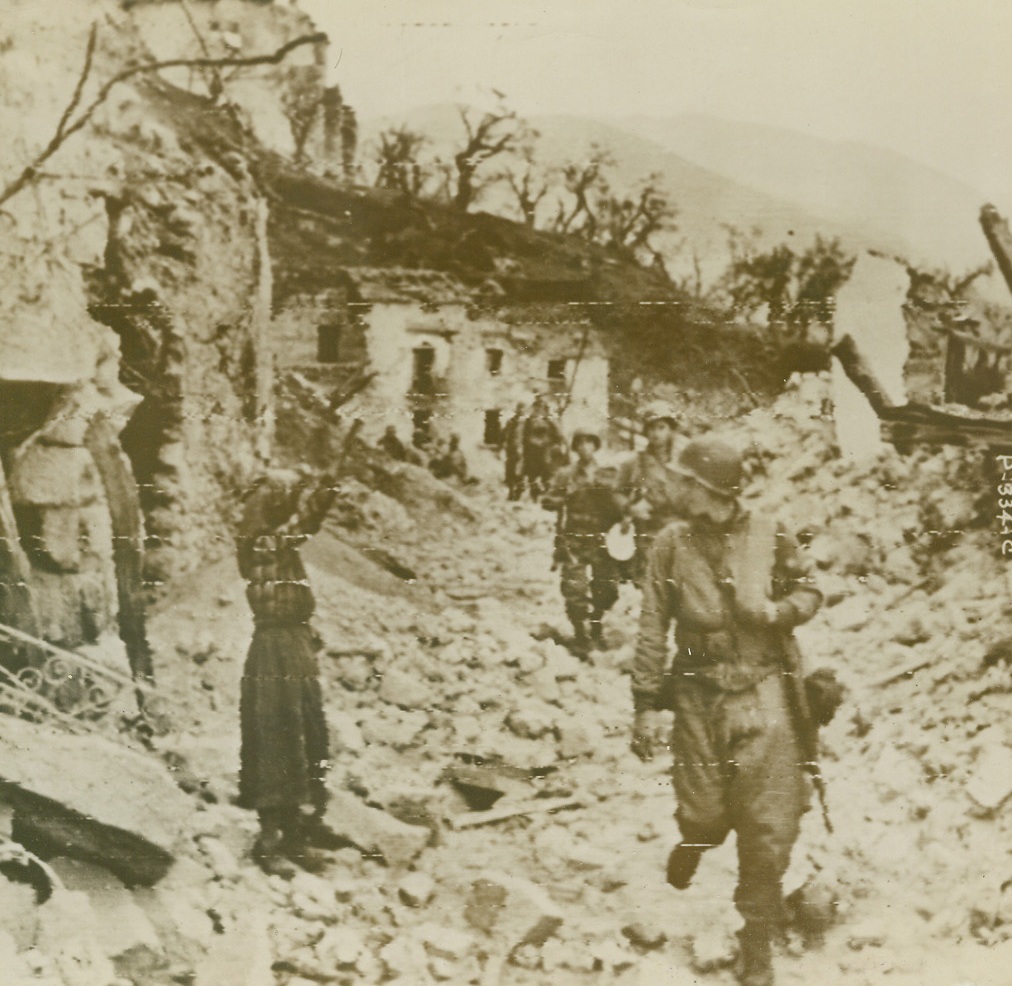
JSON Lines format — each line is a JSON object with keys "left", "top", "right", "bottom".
{"left": 614, "top": 399, "right": 687, "bottom": 581}
{"left": 629, "top": 437, "right": 823, "bottom": 986}
{"left": 542, "top": 429, "right": 623, "bottom": 657}
{"left": 502, "top": 401, "right": 527, "bottom": 500}
{"left": 236, "top": 467, "right": 344, "bottom": 879}
{"left": 522, "top": 395, "right": 565, "bottom": 498}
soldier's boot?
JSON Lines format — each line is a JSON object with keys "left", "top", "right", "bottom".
{"left": 589, "top": 619, "right": 606, "bottom": 651}
{"left": 735, "top": 923, "right": 774, "bottom": 986}
{"left": 569, "top": 620, "right": 590, "bottom": 659}
{"left": 665, "top": 842, "right": 705, "bottom": 890}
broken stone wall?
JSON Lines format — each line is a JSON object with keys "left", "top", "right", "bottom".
{"left": 275, "top": 296, "right": 610, "bottom": 468}
{"left": 831, "top": 252, "right": 910, "bottom": 462}
{"left": 86, "top": 136, "right": 275, "bottom": 583}
{"left": 0, "top": 2, "right": 146, "bottom": 648}
{"left": 0, "top": 0, "right": 301, "bottom": 651}
{"left": 128, "top": 0, "right": 355, "bottom": 176}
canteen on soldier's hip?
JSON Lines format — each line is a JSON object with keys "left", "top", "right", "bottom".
{"left": 605, "top": 524, "right": 637, "bottom": 562}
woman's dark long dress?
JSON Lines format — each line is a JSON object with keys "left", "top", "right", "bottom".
{"left": 237, "top": 533, "right": 329, "bottom": 811}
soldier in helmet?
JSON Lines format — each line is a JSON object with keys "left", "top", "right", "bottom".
{"left": 523, "top": 395, "right": 565, "bottom": 498}
{"left": 542, "top": 428, "right": 623, "bottom": 656}
{"left": 614, "top": 399, "right": 687, "bottom": 581}
{"left": 630, "top": 437, "right": 823, "bottom": 986}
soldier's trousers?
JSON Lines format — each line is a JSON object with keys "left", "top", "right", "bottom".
{"left": 669, "top": 671, "right": 808, "bottom": 930}
{"left": 559, "top": 541, "right": 618, "bottom": 624}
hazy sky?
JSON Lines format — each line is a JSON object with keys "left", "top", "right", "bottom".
{"left": 299, "top": 0, "right": 1012, "bottom": 207}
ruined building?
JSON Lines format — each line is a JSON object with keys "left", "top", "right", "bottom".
{"left": 0, "top": 0, "right": 334, "bottom": 672}
{"left": 128, "top": 0, "right": 357, "bottom": 176}
{"left": 273, "top": 267, "right": 610, "bottom": 463}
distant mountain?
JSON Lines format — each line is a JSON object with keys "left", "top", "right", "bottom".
{"left": 616, "top": 112, "right": 992, "bottom": 275}
{"left": 360, "top": 105, "right": 1000, "bottom": 291}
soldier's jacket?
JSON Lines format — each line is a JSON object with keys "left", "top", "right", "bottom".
{"left": 523, "top": 412, "right": 563, "bottom": 450}
{"left": 633, "top": 510, "right": 821, "bottom": 699}
{"left": 543, "top": 462, "right": 622, "bottom": 536}
{"left": 615, "top": 449, "right": 688, "bottom": 534}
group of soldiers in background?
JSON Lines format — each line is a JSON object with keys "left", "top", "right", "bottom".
{"left": 377, "top": 423, "right": 472, "bottom": 485}
{"left": 238, "top": 393, "right": 839, "bottom": 986}
{"left": 534, "top": 397, "right": 838, "bottom": 986}
{"left": 538, "top": 399, "right": 684, "bottom": 658}
{"left": 502, "top": 394, "right": 567, "bottom": 500}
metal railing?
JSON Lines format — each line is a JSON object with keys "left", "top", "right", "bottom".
{"left": 0, "top": 621, "right": 158, "bottom": 735}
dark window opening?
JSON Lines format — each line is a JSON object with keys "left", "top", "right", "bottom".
{"left": 484, "top": 409, "right": 502, "bottom": 445}
{"left": 412, "top": 410, "right": 432, "bottom": 447}
{"left": 240, "top": 340, "right": 258, "bottom": 423}
{"left": 317, "top": 323, "right": 342, "bottom": 363}
{"left": 412, "top": 346, "right": 436, "bottom": 394}
{"left": 486, "top": 348, "right": 504, "bottom": 376}
{"left": 0, "top": 381, "right": 63, "bottom": 477}
{"left": 547, "top": 358, "right": 567, "bottom": 393}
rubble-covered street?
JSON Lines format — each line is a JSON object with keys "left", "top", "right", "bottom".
{"left": 3, "top": 2, "right": 1012, "bottom": 985}
{"left": 4, "top": 378, "right": 1006, "bottom": 986}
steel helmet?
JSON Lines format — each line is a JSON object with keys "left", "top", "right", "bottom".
{"left": 639, "top": 399, "right": 679, "bottom": 429}
{"left": 675, "top": 437, "right": 743, "bottom": 499}
{"left": 570, "top": 428, "right": 602, "bottom": 451}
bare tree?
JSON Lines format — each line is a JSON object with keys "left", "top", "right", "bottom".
{"left": 370, "top": 125, "right": 430, "bottom": 197}
{"left": 281, "top": 65, "right": 325, "bottom": 165}
{"left": 718, "top": 230, "right": 856, "bottom": 338}
{"left": 551, "top": 144, "right": 614, "bottom": 238}
{"left": 0, "top": 26, "right": 328, "bottom": 211}
{"left": 500, "top": 138, "right": 550, "bottom": 227}
{"left": 905, "top": 260, "right": 994, "bottom": 302}
{"left": 452, "top": 97, "right": 526, "bottom": 211}
{"left": 596, "top": 172, "right": 677, "bottom": 255}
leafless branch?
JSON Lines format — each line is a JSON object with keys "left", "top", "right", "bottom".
{"left": 53, "top": 25, "right": 97, "bottom": 144}
{"left": 178, "top": 0, "right": 225, "bottom": 101}
{"left": 0, "top": 28, "right": 327, "bottom": 210}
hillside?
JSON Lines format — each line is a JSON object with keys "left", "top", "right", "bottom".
{"left": 619, "top": 112, "right": 994, "bottom": 277}
{"left": 362, "top": 105, "right": 881, "bottom": 285}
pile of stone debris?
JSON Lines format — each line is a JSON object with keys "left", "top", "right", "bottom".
{"left": 1, "top": 375, "right": 1010, "bottom": 986}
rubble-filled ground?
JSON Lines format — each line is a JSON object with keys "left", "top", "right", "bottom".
{"left": 2, "top": 375, "right": 1010, "bottom": 986}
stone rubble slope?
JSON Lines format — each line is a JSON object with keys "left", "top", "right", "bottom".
{"left": 2, "top": 374, "right": 1010, "bottom": 986}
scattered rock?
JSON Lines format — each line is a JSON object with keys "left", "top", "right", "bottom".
{"left": 378, "top": 667, "right": 431, "bottom": 709}
{"left": 398, "top": 871, "right": 435, "bottom": 907}
{"left": 622, "top": 921, "right": 667, "bottom": 951}
{"left": 464, "top": 871, "right": 563, "bottom": 949}
{"left": 444, "top": 762, "right": 530, "bottom": 811}
{"left": 556, "top": 720, "right": 601, "bottom": 759}
{"left": 0, "top": 872, "right": 39, "bottom": 952}
{"left": 690, "top": 925, "right": 737, "bottom": 972}
{"left": 1, "top": 717, "right": 191, "bottom": 886}
{"left": 315, "top": 926, "right": 365, "bottom": 968}
{"left": 323, "top": 791, "right": 429, "bottom": 866}
{"left": 36, "top": 889, "right": 118, "bottom": 986}
{"left": 379, "top": 934, "right": 429, "bottom": 980}
{"left": 505, "top": 702, "right": 557, "bottom": 740}
{"left": 415, "top": 922, "right": 473, "bottom": 961}
{"left": 966, "top": 742, "right": 1012, "bottom": 812}
{"left": 359, "top": 708, "right": 429, "bottom": 749}
{"left": 196, "top": 836, "right": 241, "bottom": 882}
{"left": 589, "top": 936, "right": 635, "bottom": 971}
{"left": 193, "top": 914, "right": 273, "bottom": 986}
{"left": 329, "top": 710, "right": 367, "bottom": 753}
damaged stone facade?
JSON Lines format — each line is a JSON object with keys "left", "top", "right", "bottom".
{"left": 273, "top": 268, "right": 611, "bottom": 464}
{"left": 0, "top": 0, "right": 332, "bottom": 656}
{"left": 128, "top": 0, "right": 357, "bottom": 176}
